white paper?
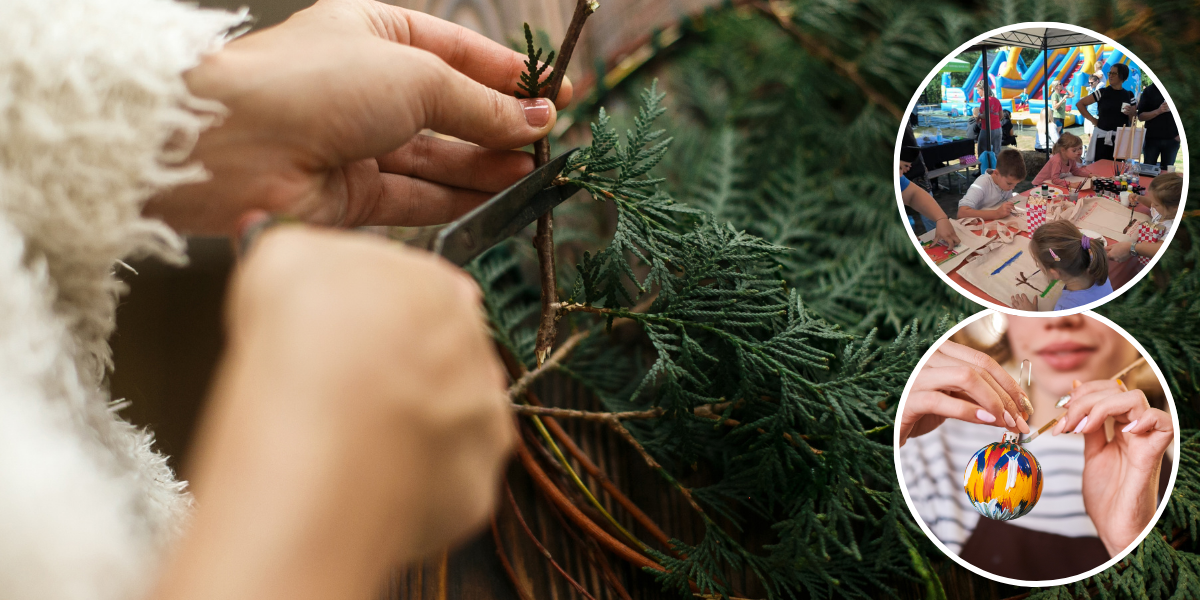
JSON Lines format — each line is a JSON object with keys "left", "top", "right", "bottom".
{"left": 1073, "top": 198, "right": 1149, "bottom": 242}
{"left": 958, "top": 236, "right": 1065, "bottom": 311}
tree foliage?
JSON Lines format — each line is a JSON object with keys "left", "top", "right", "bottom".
{"left": 481, "top": 0, "right": 1200, "bottom": 597}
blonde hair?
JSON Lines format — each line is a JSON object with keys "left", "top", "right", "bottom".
{"left": 1052, "top": 132, "right": 1083, "bottom": 157}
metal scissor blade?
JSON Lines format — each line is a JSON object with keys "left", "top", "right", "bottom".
{"left": 434, "top": 148, "right": 581, "bottom": 266}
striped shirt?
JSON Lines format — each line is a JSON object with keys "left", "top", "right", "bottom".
{"left": 900, "top": 418, "right": 1096, "bottom": 555}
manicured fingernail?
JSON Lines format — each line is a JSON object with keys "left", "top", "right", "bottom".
{"left": 1020, "top": 393, "right": 1034, "bottom": 417}
{"left": 1016, "top": 414, "right": 1030, "bottom": 434}
{"left": 1122, "top": 420, "right": 1138, "bottom": 433}
{"left": 1073, "top": 415, "right": 1089, "bottom": 434}
{"left": 1117, "top": 378, "right": 1127, "bottom": 392}
{"left": 1004, "top": 412, "right": 1016, "bottom": 427}
{"left": 1072, "top": 379, "right": 1081, "bottom": 388}
{"left": 1056, "top": 394, "right": 1071, "bottom": 408}
{"left": 976, "top": 409, "right": 997, "bottom": 423}
{"left": 520, "top": 98, "right": 551, "bottom": 127}
{"left": 1053, "top": 418, "right": 1067, "bottom": 435}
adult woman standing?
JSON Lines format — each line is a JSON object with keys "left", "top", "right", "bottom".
{"left": 1077, "top": 63, "right": 1138, "bottom": 163}
{"left": 899, "top": 314, "right": 1173, "bottom": 580}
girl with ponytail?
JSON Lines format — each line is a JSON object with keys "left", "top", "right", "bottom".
{"left": 1011, "top": 221, "right": 1114, "bottom": 311}
{"left": 1032, "top": 131, "right": 1091, "bottom": 188}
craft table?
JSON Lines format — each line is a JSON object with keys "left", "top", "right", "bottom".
{"left": 940, "top": 160, "right": 1155, "bottom": 309}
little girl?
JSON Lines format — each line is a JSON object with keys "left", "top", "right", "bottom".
{"left": 1032, "top": 132, "right": 1091, "bottom": 188}
{"left": 1011, "top": 221, "right": 1113, "bottom": 311}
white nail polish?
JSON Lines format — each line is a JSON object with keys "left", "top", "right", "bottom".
{"left": 1072, "top": 415, "right": 1089, "bottom": 434}
{"left": 1121, "top": 420, "right": 1138, "bottom": 433}
{"left": 1003, "top": 412, "right": 1016, "bottom": 427}
{"left": 976, "top": 409, "right": 997, "bottom": 423}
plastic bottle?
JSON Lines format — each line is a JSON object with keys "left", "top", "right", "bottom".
{"left": 936, "top": 128, "right": 945, "bottom": 143}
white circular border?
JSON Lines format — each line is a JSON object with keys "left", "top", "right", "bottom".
{"left": 892, "top": 309, "right": 1182, "bottom": 587}
{"left": 893, "top": 21, "right": 1190, "bottom": 317}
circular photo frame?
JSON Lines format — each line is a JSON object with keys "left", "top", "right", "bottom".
{"left": 894, "top": 22, "right": 1189, "bottom": 317}
{"left": 893, "top": 309, "right": 1180, "bottom": 586}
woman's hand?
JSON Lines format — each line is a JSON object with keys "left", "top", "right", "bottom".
{"left": 1054, "top": 379, "right": 1173, "bottom": 556}
{"left": 151, "top": 226, "right": 514, "bottom": 600}
{"left": 146, "top": 0, "right": 573, "bottom": 235}
{"left": 900, "top": 342, "right": 1031, "bottom": 446}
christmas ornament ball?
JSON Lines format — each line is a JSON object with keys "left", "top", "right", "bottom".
{"left": 963, "top": 439, "right": 1043, "bottom": 520}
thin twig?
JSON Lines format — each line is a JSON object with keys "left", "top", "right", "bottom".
{"left": 606, "top": 419, "right": 708, "bottom": 518}
{"left": 491, "top": 514, "right": 535, "bottom": 600}
{"left": 533, "top": 0, "right": 599, "bottom": 367}
{"left": 747, "top": 0, "right": 902, "bottom": 120}
{"left": 513, "top": 404, "right": 664, "bottom": 421}
{"left": 509, "top": 330, "right": 590, "bottom": 400}
{"left": 505, "top": 482, "right": 599, "bottom": 600}
{"left": 514, "top": 432, "right": 665, "bottom": 572}
{"left": 498, "top": 344, "right": 679, "bottom": 556}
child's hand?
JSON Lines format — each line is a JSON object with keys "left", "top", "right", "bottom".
{"left": 933, "top": 218, "right": 960, "bottom": 249}
{"left": 1010, "top": 293, "right": 1037, "bottom": 311}
{"left": 997, "top": 202, "right": 1015, "bottom": 218}
{"left": 1107, "top": 241, "right": 1133, "bottom": 262}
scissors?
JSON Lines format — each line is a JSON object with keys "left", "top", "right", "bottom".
{"left": 236, "top": 148, "right": 581, "bottom": 261}
{"left": 433, "top": 148, "right": 581, "bottom": 266}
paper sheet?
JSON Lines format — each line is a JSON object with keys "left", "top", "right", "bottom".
{"left": 918, "top": 219, "right": 990, "bottom": 273}
{"left": 1073, "top": 198, "right": 1149, "bottom": 242}
{"left": 958, "top": 236, "right": 1065, "bottom": 311}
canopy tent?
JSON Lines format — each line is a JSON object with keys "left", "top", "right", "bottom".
{"left": 966, "top": 28, "right": 1105, "bottom": 156}
{"left": 938, "top": 58, "right": 971, "bottom": 73}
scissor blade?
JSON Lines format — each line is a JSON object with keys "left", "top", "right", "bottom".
{"left": 434, "top": 149, "right": 581, "bottom": 266}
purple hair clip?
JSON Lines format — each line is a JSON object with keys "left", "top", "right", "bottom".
{"left": 1081, "top": 237, "right": 1091, "bottom": 250}
{"left": 1049, "top": 248, "right": 1061, "bottom": 261}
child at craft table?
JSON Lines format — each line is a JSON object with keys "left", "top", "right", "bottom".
{"left": 1012, "top": 221, "right": 1113, "bottom": 311}
{"left": 1107, "top": 172, "right": 1183, "bottom": 272}
{"left": 1032, "top": 132, "right": 1091, "bottom": 188}
{"left": 957, "top": 148, "right": 1027, "bottom": 221}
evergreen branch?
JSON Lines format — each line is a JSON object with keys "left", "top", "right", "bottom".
{"left": 531, "top": 0, "right": 599, "bottom": 367}
{"left": 513, "top": 404, "right": 664, "bottom": 421}
{"left": 504, "top": 482, "right": 599, "bottom": 600}
{"left": 746, "top": 0, "right": 902, "bottom": 120}
{"left": 508, "top": 329, "right": 590, "bottom": 399}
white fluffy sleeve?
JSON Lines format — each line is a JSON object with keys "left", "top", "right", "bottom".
{"left": 0, "top": 1, "right": 248, "bottom": 599}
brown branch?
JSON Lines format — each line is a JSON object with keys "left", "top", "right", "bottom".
{"left": 545, "top": 500, "right": 635, "bottom": 600}
{"left": 505, "top": 482, "right": 599, "bottom": 600}
{"left": 513, "top": 432, "right": 665, "bottom": 572}
{"left": 605, "top": 419, "right": 708, "bottom": 518}
{"left": 491, "top": 514, "right": 535, "bottom": 600}
{"left": 746, "top": 0, "right": 902, "bottom": 121}
{"left": 513, "top": 405, "right": 664, "bottom": 421}
{"left": 533, "top": 0, "right": 599, "bottom": 367}
{"left": 509, "top": 330, "right": 590, "bottom": 399}
{"left": 497, "top": 344, "right": 679, "bottom": 556}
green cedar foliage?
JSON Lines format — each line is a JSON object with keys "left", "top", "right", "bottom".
{"left": 482, "top": 1, "right": 1200, "bottom": 598}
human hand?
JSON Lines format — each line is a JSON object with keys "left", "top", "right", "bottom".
{"left": 899, "top": 341, "right": 1031, "bottom": 446}
{"left": 147, "top": 0, "right": 574, "bottom": 235}
{"left": 154, "top": 226, "right": 513, "bottom": 600}
{"left": 1159, "top": 102, "right": 1170, "bottom": 114}
{"left": 1107, "top": 241, "right": 1133, "bottom": 263}
{"left": 998, "top": 202, "right": 1015, "bottom": 217}
{"left": 1053, "top": 379, "right": 1172, "bottom": 556}
{"left": 933, "top": 218, "right": 960, "bottom": 248}
{"left": 1010, "top": 293, "right": 1037, "bottom": 311}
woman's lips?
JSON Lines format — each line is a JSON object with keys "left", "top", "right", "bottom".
{"left": 1036, "top": 342, "right": 1098, "bottom": 371}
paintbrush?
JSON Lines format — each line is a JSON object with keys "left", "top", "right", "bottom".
{"left": 1019, "top": 357, "right": 1147, "bottom": 443}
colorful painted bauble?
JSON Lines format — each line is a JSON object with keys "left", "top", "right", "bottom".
{"left": 963, "top": 441, "right": 1043, "bottom": 520}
